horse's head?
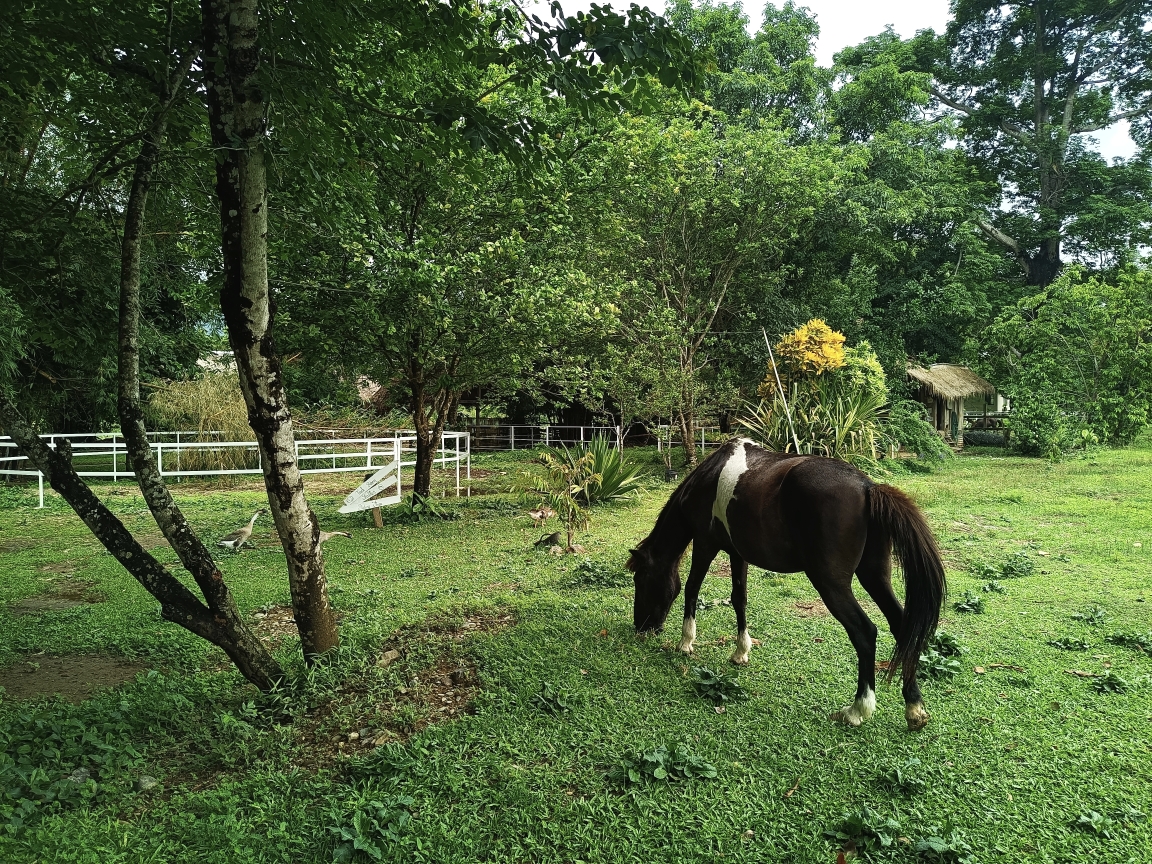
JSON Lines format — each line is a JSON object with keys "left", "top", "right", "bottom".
{"left": 627, "top": 544, "right": 682, "bottom": 634}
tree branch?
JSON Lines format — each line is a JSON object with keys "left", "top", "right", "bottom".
{"left": 977, "top": 219, "right": 1021, "bottom": 255}
{"left": 1073, "top": 106, "right": 1152, "bottom": 134}
{"left": 931, "top": 86, "right": 1032, "bottom": 146}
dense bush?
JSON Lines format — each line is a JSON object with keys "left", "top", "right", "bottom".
{"left": 886, "top": 400, "right": 953, "bottom": 459}
{"left": 984, "top": 269, "right": 1152, "bottom": 454}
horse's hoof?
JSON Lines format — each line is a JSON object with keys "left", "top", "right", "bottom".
{"left": 905, "top": 702, "right": 930, "bottom": 731}
{"left": 678, "top": 642, "right": 695, "bottom": 654}
{"left": 729, "top": 652, "right": 750, "bottom": 665}
{"left": 830, "top": 708, "right": 864, "bottom": 727}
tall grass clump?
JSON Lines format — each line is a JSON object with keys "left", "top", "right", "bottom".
{"left": 146, "top": 373, "right": 258, "bottom": 471}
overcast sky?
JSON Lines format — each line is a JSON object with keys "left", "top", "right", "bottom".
{"left": 525, "top": 0, "right": 1137, "bottom": 160}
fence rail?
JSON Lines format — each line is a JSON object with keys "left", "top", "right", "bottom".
{"left": 463, "top": 423, "right": 726, "bottom": 452}
{"left": 0, "top": 431, "right": 469, "bottom": 509}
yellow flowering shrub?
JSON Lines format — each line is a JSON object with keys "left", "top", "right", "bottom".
{"left": 758, "top": 319, "right": 846, "bottom": 396}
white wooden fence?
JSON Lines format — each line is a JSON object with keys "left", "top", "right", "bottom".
{"left": 0, "top": 431, "right": 469, "bottom": 509}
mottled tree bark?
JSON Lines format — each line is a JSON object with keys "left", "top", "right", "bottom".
{"left": 200, "top": 0, "right": 338, "bottom": 658}
{"left": 113, "top": 47, "right": 282, "bottom": 690}
{"left": 0, "top": 397, "right": 282, "bottom": 689}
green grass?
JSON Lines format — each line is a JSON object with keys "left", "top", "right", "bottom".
{"left": 0, "top": 443, "right": 1150, "bottom": 862}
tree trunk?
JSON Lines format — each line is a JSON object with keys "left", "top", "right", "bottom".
{"left": 113, "top": 58, "right": 282, "bottom": 691}
{"left": 201, "top": 0, "right": 338, "bottom": 659}
{"left": 0, "top": 398, "right": 283, "bottom": 689}
{"left": 679, "top": 347, "right": 698, "bottom": 469}
{"left": 1024, "top": 236, "right": 1062, "bottom": 287}
{"left": 412, "top": 392, "right": 452, "bottom": 499}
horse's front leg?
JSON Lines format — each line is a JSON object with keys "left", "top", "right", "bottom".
{"left": 729, "top": 554, "right": 752, "bottom": 664}
{"left": 679, "top": 540, "right": 717, "bottom": 654}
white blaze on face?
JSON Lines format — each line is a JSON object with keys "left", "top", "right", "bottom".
{"left": 712, "top": 438, "right": 752, "bottom": 538}
{"left": 678, "top": 617, "right": 696, "bottom": 653}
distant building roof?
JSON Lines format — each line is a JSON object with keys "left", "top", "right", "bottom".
{"left": 907, "top": 364, "right": 996, "bottom": 400}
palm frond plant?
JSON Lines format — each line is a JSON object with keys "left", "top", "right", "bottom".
{"left": 517, "top": 448, "right": 601, "bottom": 552}
{"left": 739, "top": 378, "right": 886, "bottom": 473}
{"left": 581, "top": 436, "right": 644, "bottom": 504}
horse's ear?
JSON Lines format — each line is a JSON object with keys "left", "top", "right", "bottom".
{"left": 625, "top": 547, "right": 648, "bottom": 572}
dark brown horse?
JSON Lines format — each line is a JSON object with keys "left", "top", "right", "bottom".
{"left": 627, "top": 438, "right": 946, "bottom": 730}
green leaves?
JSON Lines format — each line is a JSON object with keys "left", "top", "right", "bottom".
{"left": 824, "top": 805, "right": 902, "bottom": 851}
{"left": 1072, "top": 605, "right": 1107, "bottom": 627}
{"left": 532, "top": 681, "right": 572, "bottom": 715}
{"left": 1105, "top": 631, "right": 1152, "bottom": 657}
{"left": 952, "top": 591, "right": 985, "bottom": 614}
{"left": 606, "top": 742, "right": 717, "bottom": 786}
{"left": 919, "top": 632, "right": 966, "bottom": 681}
{"left": 328, "top": 795, "right": 414, "bottom": 863}
{"left": 561, "top": 558, "right": 631, "bottom": 590}
{"left": 688, "top": 665, "right": 747, "bottom": 706}
{"left": 985, "top": 269, "right": 1152, "bottom": 453}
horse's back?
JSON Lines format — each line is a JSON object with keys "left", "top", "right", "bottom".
{"left": 714, "top": 442, "right": 871, "bottom": 573}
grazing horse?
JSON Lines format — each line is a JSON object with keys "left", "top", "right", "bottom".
{"left": 627, "top": 438, "right": 946, "bottom": 730}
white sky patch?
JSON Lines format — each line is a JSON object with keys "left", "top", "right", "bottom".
{"left": 524, "top": 0, "right": 1140, "bottom": 160}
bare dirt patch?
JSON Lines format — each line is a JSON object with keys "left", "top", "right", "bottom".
{"left": 136, "top": 532, "right": 172, "bottom": 551}
{"left": 0, "top": 537, "right": 37, "bottom": 554}
{"left": 290, "top": 607, "right": 515, "bottom": 773}
{"left": 250, "top": 604, "right": 304, "bottom": 645}
{"left": 792, "top": 600, "right": 829, "bottom": 618}
{"left": 0, "top": 655, "right": 147, "bottom": 702}
{"left": 709, "top": 560, "right": 732, "bottom": 578}
{"left": 38, "top": 559, "right": 80, "bottom": 574}
{"left": 10, "top": 582, "right": 103, "bottom": 616}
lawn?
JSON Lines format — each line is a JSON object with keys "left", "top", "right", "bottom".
{"left": 0, "top": 443, "right": 1150, "bottom": 862}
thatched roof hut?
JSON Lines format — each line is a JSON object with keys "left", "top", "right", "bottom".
{"left": 906, "top": 364, "right": 995, "bottom": 400}
{"left": 907, "top": 364, "right": 998, "bottom": 444}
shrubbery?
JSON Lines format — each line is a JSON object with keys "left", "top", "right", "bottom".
{"left": 984, "top": 268, "right": 1152, "bottom": 455}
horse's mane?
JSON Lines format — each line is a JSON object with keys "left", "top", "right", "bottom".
{"left": 627, "top": 443, "right": 734, "bottom": 568}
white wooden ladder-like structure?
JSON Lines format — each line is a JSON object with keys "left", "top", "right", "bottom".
{"left": 339, "top": 440, "right": 401, "bottom": 525}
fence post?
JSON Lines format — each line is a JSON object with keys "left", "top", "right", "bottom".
{"left": 544, "top": 425, "right": 549, "bottom": 447}
{"left": 701, "top": 426, "right": 705, "bottom": 453}
{"left": 466, "top": 432, "right": 471, "bottom": 497}
{"left": 580, "top": 426, "right": 585, "bottom": 446}
{"left": 511, "top": 426, "right": 515, "bottom": 451}
{"left": 157, "top": 443, "right": 163, "bottom": 477}
{"left": 367, "top": 438, "right": 372, "bottom": 469}
{"left": 176, "top": 431, "right": 181, "bottom": 478}
{"left": 37, "top": 471, "right": 44, "bottom": 509}
{"left": 112, "top": 432, "right": 118, "bottom": 482}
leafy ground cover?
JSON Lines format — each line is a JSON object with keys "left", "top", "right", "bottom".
{"left": 0, "top": 443, "right": 1150, "bottom": 862}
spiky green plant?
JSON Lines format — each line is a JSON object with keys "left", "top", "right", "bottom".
{"left": 580, "top": 436, "right": 644, "bottom": 504}
{"left": 739, "top": 377, "right": 887, "bottom": 472}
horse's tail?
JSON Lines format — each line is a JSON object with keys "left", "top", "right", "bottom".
{"left": 867, "top": 483, "right": 946, "bottom": 685}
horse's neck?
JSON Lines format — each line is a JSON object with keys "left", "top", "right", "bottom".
{"left": 648, "top": 495, "right": 692, "bottom": 561}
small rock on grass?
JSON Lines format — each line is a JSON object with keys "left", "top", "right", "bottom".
{"left": 376, "top": 649, "right": 401, "bottom": 668}
{"left": 134, "top": 776, "right": 158, "bottom": 793}
{"left": 67, "top": 768, "right": 90, "bottom": 784}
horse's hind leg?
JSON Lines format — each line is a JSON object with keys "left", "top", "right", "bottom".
{"left": 729, "top": 555, "right": 752, "bottom": 665}
{"left": 856, "top": 536, "right": 930, "bottom": 730}
{"left": 679, "top": 540, "right": 718, "bottom": 654}
{"left": 812, "top": 573, "right": 879, "bottom": 726}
